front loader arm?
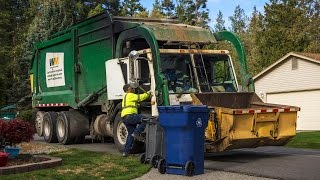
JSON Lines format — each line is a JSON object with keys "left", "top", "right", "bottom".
{"left": 213, "top": 31, "right": 255, "bottom": 92}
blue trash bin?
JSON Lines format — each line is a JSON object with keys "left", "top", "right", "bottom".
{"left": 158, "top": 105, "right": 209, "bottom": 176}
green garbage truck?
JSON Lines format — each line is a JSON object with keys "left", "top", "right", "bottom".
{"left": 30, "top": 12, "right": 298, "bottom": 152}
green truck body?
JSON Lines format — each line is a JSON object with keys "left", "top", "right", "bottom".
{"left": 31, "top": 12, "right": 276, "bottom": 154}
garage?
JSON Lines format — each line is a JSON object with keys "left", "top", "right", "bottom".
{"left": 267, "top": 90, "right": 320, "bottom": 130}
{"left": 253, "top": 52, "right": 320, "bottom": 130}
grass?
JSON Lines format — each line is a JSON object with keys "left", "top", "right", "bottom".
{"left": 1, "top": 149, "right": 150, "bottom": 180}
{"left": 286, "top": 131, "right": 320, "bottom": 149}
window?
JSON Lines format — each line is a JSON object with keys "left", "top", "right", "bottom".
{"left": 292, "top": 58, "right": 298, "bottom": 70}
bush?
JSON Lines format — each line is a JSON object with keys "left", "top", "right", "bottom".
{"left": 0, "top": 119, "right": 35, "bottom": 150}
{"left": 17, "top": 109, "right": 34, "bottom": 124}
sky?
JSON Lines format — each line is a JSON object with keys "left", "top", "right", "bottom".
{"left": 141, "top": 0, "right": 269, "bottom": 28}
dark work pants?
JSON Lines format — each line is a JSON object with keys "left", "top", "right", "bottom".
{"left": 122, "top": 114, "right": 146, "bottom": 154}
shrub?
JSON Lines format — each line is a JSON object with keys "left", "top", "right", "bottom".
{"left": 17, "top": 109, "right": 35, "bottom": 126}
{"left": 0, "top": 119, "right": 35, "bottom": 150}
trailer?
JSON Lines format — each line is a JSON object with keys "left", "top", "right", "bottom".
{"left": 30, "top": 12, "right": 299, "bottom": 153}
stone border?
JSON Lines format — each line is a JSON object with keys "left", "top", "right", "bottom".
{"left": 0, "top": 155, "right": 62, "bottom": 175}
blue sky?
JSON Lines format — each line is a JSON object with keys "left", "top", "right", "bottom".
{"left": 141, "top": 0, "right": 269, "bottom": 28}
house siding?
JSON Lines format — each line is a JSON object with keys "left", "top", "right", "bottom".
{"left": 254, "top": 57, "right": 320, "bottom": 102}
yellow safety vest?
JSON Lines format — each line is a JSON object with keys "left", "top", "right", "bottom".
{"left": 121, "top": 92, "right": 150, "bottom": 117}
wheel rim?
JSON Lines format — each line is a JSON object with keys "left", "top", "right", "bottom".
{"left": 35, "top": 114, "right": 43, "bottom": 135}
{"left": 44, "top": 119, "right": 50, "bottom": 137}
{"left": 117, "top": 121, "right": 127, "bottom": 145}
{"left": 57, "top": 118, "right": 66, "bottom": 138}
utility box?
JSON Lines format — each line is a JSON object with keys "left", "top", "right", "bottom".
{"left": 157, "top": 105, "right": 209, "bottom": 176}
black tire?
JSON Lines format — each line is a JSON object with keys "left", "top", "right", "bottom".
{"left": 113, "top": 113, "right": 145, "bottom": 153}
{"left": 56, "top": 111, "right": 74, "bottom": 145}
{"left": 139, "top": 153, "right": 146, "bottom": 164}
{"left": 113, "top": 113, "right": 126, "bottom": 152}
{"left": 185, "top": 161, "right": 195, "bottom": 177}
{"left": 74, "top": 136, "right": 85, "bottom": 144}
{"left": 43, "top": 112, "right": 58, "bottom": 143}
{"left": 150, "top": 155, "right": 162, "bottom": 168}
{"left": 157, "top": 159, "right": 166, "bottom": 174}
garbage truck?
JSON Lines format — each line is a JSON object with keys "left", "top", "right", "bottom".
{"left": 30, "top": 12, "right": 299, "bottom": 153}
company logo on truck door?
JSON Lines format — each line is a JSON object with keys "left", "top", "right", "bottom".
{"left": 49, "top": 57, "right": 59, "bottom": 66}
{"left": 45, "top": 53, "right": 65, "bottom": 88}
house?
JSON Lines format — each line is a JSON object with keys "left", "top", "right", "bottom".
{"left": 253, "top": 52, "right": 320, "bottom": 130}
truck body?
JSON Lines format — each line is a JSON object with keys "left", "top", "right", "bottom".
{"left": 30, "top": 12, "right": 299, "bottom": 152}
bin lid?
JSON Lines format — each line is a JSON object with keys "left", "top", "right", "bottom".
{"left": 158, "top": 105, "right": 209, "bottom": 113}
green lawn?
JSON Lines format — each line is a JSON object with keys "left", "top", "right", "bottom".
{"left": 286, "top": 131, "right": 320, "bottom": 149}
{"left": 2, "top": 149, "right": 150, "bottom": 180}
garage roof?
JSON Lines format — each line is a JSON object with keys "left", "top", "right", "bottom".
{"left": 253, "top": 52, "right": 320, "bottom": 80}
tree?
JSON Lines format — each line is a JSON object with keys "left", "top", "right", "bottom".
{"left": 229, "top": 5, "right": 248, "bottom": 34}
{"left": 176, "top": 0, "right": 210, "bottom": 27}
{"left": 0, "top": 0, "right": 31, "bottom": 105}
{"left": 150, "top": 0, "right": 164, "bottom": 18}
{"left": 257, "top": 0, "right": 311, "bottom": 68}
{"left": 162, "top": 0, "right": 175, "bottom": 17}
{"left": 214, "top": 10, "right": 225, "bottom": 32}
{"left": 245, "top": 6, "right": 264, "bottom": 75}
{"left": 121, "top": 0, "right": 146, "bottom": 16}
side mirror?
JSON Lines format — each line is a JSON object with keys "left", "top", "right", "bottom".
{"left": 128, "top": 50, "right": 141, "bottom": 83}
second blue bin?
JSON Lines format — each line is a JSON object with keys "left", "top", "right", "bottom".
{"left": 158, "top": 105, "right": 209, "bottom": 176}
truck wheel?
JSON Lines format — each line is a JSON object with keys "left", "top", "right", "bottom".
{"left": 56, "top": 111, "right": 74, "bottom": 145}
{"left": 113, "top": 113, "right": 126, "bottom": 152}
{"left": 35, "top": 111, "right": 45, "bottom": 137}
{"left": 43, "top": 112, "right": 58, "bottom": 143}
{"left": 113, "top": 114, "right": 146, "bottom": 153}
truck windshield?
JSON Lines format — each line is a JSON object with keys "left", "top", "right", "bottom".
{"left": 160, "top": 53, "right": 237, "bottom": 93}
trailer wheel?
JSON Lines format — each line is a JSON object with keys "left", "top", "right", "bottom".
{"left": 43, "top": 112, "right": 58, "bottom": 143}
{"left": 56, "top": 111, "right": 74, "bottom": 145}
{"left": 35, "top": 111, "right": 45, "bottom": 137}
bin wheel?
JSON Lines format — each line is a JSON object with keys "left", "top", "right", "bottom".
{"left": 157, "top": 159, "right": 166, "bottom": 174}
{"left": 150, "top": 155, "right": 161, "bottom": 168}
{"left": 185, "top": 161, "right": 195, "bottom": 176}
{"left": 139, "top": 153, "right": 146, "bottom": 164}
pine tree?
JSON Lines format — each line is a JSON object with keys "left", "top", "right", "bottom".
{"left": 257, "top": 0, "right": 311, "bottom": 68}
{"left": 176, "top": 0, "right": 210, "bottom": 27}
{"left": 150, "top": 0, "right": 164, "bottom": 18}
{"left": 245, "top": 6, "right": 264, "bottom": 75}
{"left": 121, "top": 0, "right": 146, "bottom": 17}
{"left": 229, "top": 5, "right": 248, "bottom": 34}
{"left": 162, "top": 0, "right": 175, "bottom": 17}
{"left": 214, "top": 10, "right": 225, "bottom": 32}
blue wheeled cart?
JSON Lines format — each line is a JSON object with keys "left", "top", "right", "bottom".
{"left": 157, "top": 105, "right": 209, "bottom": 176}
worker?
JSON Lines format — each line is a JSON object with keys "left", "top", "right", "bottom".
{"left": 121, "top": 84, "right": 151, "bottom": 157}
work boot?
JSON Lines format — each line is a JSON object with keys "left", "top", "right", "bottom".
{"left": 132, "top": 133, "right": 145, "bottom": 142}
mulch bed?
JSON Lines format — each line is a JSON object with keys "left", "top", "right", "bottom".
{"left": 5, "top": 154, "right": 50, "bottom": 167}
